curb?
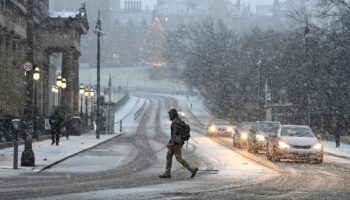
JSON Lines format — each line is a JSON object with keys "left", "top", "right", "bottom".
{"left": 37, "top": 133, "right": 124, "bottom": 173}
{"left": 325, "top": 152, "right": 350, "bottom": 160}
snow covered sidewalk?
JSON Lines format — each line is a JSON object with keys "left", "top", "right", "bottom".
{"left": 0, "top": 96, "right": 144, "bottom": 178}
{"left": 323, "top": 141, "right": 350, "bottom": 159}
{"left": 0, "top": 133, "right": 120, "bottom": 178}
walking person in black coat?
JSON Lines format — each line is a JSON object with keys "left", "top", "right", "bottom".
{"left": 49, "top": 108, "right": 64, "bottom": 146}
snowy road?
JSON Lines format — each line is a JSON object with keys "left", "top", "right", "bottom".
{"left": 0, "top": 93, "right": 349, "bottom": 200}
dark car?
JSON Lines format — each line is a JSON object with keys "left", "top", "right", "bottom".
{"left": 232, "top": 122, "right": 254, "bottom": 148}
{"left": 247, "top": 121, "right": 280, "bottom": 153}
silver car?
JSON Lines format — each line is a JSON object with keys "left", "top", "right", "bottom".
{"left": 247, "top": 121, "right": 280, "bottom": 153}
{"left": 266, "top": 125, "right": 323, "bottom": 163}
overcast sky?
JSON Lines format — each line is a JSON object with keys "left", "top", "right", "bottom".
{"left": 140, "top": 0, "right": 276, "bottom": 12}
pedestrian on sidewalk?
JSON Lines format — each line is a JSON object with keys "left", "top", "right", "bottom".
{"left": 159, "top": 108, "right": 198, "bottom": 179}
{"left": 64, "top": 114, "right": 73, "bottom": 140}
{"left": 49, "top": 108, "right": 64, "bottom": 146}
{"left": 330, "top": 116, "right": 341, "bottom": 148}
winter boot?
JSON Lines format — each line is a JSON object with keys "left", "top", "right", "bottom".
{"left": 159, "top": 174, "right": 171, "bottom": 179}
{"left": 191, "top": 167, "right": 198, "bottom": 178}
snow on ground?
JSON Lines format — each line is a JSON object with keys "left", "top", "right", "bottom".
{"left": 0, "top": 133, "right": 117, "bottom": 178}
{"left": 0, "top": 96, "right": 144, "bottom": 178}
{"left": 46, "top": 144, "right": 138, "bottom": 173}
{"left": 48, "top": 97, "right": 146, "bottom": 173}
{"left": 34, "top": 94, "right": 278, "bottom": 200}
{"left": 323, "top": 141, "right": 350, "bottom": 158}
{"left": 114, "top": 96, "right": 147, "bottom": 135}
{"left": 80, "top": 66, "right": 187, "bottom": 92}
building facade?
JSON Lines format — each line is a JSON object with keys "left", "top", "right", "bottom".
{"left": 0, "top": 0, "right": 88, "bottom": 118}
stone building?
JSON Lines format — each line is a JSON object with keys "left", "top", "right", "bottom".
{"left": 50, "top": 0, "right": 111, "bottom": 68}
{"left": 0, "top": 0, "right": 88, "bottom": 118}
{"left": 0, "top": 0, "right": 28, "bottom": 117}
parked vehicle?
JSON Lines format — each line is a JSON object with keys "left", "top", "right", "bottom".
{"left": 232, "top": 122, "right": 254, "bottom": 148}
{"left": 266, "top": 125, "right": 323, "bottom": 163}
{"left": 207, "top": 119, "right": 233, "bottom": 137}
{"left": 247, "top": 121, "right": 280, "bottom": 153}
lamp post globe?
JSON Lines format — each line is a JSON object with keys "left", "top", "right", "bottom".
{"left": 61, "top": 78, "right": 67, "bottom": 89}
{"left": 56, "top": 73, "right": 62, "bottom": 87}
{"left": 84, "top": 88, "right": 90, "bottom": 97}
{"left": 90, "top": 88, "right": 95, "bottom": 97}
{"left": 33, "top": 67, "right": 40, "bottom": 81}
{"left": 80, "top": 84, "right": 85, "bottom": 94}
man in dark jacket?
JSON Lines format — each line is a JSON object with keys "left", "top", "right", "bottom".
{"left": 159, "top": 109, "right": 198, "bottom": 179}
{"left": 49, "top": 108, "right": 63, "bottom": 146}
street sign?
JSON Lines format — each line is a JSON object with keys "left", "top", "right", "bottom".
{"left": 23, "top": 62, "right": 33, "bottom": 71}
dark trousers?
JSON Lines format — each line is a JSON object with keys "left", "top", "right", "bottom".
{"left": 335, "top": 135, "right": 340, "bottom": 147}
{"left": 165, "top": 144, "right": 193, "bottom": 175}
{"left": 51, "top": 130, "right": 60, "bottom": 145}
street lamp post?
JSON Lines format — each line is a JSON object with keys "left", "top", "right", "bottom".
{"left": 94, "top": 10, "right": 105, "bottom": 139}
{"left": 33, "top": 66, "right": 40, "bottom": 108}
{"left": 56, "top": 74, "right": 62, "bottom": 106}
{"left": 21, "top": 0, "right": 35, "bottom": 167}
{"left": 80, "top": 84, "right": 85, "bottom": 117}
{"left": 84, "top": 88, "right": 90, "bottom": 126}
{"left": 56, "top": 74, "right": 67, "bottom": 107}
{"left": 52, "top": 85, "right": 59, "bottom": 106}
{"left": 33, "top": 66, "right": 40, "bottom": 140}
{"left": 90, "top": 88, "right": 95, "bottom": 127}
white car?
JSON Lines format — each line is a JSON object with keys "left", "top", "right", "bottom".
{"left": 266, "top": 125, "right": 323, "bottom": 163}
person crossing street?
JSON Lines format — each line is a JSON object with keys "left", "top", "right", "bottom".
{"left": 159, "top": 108, "right": 198, "bottom": 179}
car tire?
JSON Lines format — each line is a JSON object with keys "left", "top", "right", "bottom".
{"left": 271, "top": 148, "right": 280, "bottom": 162}
{"left": 266, "top": 152, "right": 272, "bottom": 161}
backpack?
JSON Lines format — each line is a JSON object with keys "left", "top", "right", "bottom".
{"left": 179, "top": 120, "right": 191, "bottom": 141}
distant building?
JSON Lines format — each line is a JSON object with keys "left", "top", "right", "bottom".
{"left": 50, "top": 0, "right": 154, "bottom": 67}
{"left": 155, "top": 0, "right": 252, "bottom": 31}
{"left": 109, "top": 0, "right": 154, "bottom": 66}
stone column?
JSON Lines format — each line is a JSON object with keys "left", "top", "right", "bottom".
{"left": 41, "top": 50, "right": 50, "bottom": 115}
{"left": 72, "top": 51, "right": 81, "bottom": 114}
{"left": 0, "top": 31, "right": 5, "bottom": 114}
{"left": 5, "top": 33, "right": 13, "bottom": 115}
{"left": 62, "top": 48, "right": 74, "bottom": 115}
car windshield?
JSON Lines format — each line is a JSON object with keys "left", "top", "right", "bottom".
{"left": 211, "top": 120, "right": 229, "bottom": 125}
{"left": 258, "top": 122, "right": 279, "bottom": 133}
{"left": 280, "top": 127, "right": 315, "bottom": 138}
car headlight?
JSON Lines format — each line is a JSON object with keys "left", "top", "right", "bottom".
{"left": 256, "top": 135, "right": 265, "bottom": 141}
{"left": 278, "top": 141, "right": 290, "bottom": 149}
{"left": 241, "top": 132, "right": 248, "bottom": 140}
{"left": 179, "top": 112, "right": 185, "bottom": 116}
{"left": 313, "top": 143, "right": 323, "bottom": 150}
{"left": 209, "top": 125, "right": 216, "bottom": 132}
{"left": 226, "top": 127, "right": 233, "bottom": 132}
